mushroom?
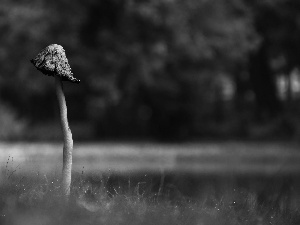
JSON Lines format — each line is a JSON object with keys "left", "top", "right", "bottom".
{"left": 30, "top": 44, "right": 80, "bottom": 198}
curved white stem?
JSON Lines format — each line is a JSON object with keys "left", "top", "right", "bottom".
{"left": 55, "top": 75, "right": 73, "bottom": 197}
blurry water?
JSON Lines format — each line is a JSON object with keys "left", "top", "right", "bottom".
{"left": 1, "top": 142, "right": 300, "bottom": 177}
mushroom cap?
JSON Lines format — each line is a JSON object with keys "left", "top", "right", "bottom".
{"left": 30, "top": 44, "right": 80, "bottom": 83}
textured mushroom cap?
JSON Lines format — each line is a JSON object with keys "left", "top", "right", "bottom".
{"left": 30, "top": 44, "right": 80, "bottom": 83}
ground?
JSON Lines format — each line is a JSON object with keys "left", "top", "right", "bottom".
{"left": 0, "top": 141, "right": 300, "bottom": 224}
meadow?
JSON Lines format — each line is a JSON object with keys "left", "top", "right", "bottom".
{"left": 1, "top": 141, "right": 300, "bottom": 224}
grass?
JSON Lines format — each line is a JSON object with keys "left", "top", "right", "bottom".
{"left": 2, "top": 141, "right": 300, "bottom": 175}
{"left": 1, "top": 168, "right": 300, "bottom": 225}
{"left": 1, "top": 142, "right": 300, "bottom": 224}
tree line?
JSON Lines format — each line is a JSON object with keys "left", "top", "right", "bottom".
{"left": 1, "top": 0, "right": 300, "bottom": 140}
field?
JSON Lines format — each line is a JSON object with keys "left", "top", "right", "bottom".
{"left": 1, "top": 141, "right": 300, "bottom": 224}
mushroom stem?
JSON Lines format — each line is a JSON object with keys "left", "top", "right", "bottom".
{"left": 55, "top": 75, "right": 73, "bottom": 197}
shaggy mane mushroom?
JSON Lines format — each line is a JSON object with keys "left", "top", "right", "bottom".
{"left": 31, "top": 44, "right": 80, "bottom": 198}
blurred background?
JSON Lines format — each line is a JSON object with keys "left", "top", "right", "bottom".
{"left": 1, "top": 0, "right": 300, "bottom": 142}
{"left": 3, "top": 1, "right": 300, "bottom": 221}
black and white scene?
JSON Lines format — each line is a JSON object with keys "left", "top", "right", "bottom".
{"left": 1, "top": 0, "right": 300, "bottom": 224}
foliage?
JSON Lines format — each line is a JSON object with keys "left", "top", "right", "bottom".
{"left": 1, "top": 0, "right": 300, "bottom": 140}
{"left": 0, "top": 104, "right": 27, "bottom": 140}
